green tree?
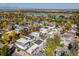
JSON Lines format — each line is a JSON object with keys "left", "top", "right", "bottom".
{"left": 54, "top": 35, "right": 61, "bottom": 45}
{"left": 0, "top": 45, "right": 11, "bottom": 56}
{"left": 69, "top": 42, "right": 79, "bottom": 56}
{"left": 3, "top": 33, "right": 10, "bottom": 42}
{"left": 45, "top": 35, "right": 61, "bottom": 56}
{"left": 65, "top": 20, "right": 72, "bottom": 30}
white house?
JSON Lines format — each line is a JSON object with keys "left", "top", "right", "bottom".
{"left": 27, "top": 32, "right": 40, "bottom": 41}
{"left": 29, "top": 32, "right": 39, "bottom": 38}
{"left": 48, "top": 31, "right": 54, "bottom": 39}
{"left": 47, "top": 25, "right": 55, "bottom": 31}
{"left": 51, "top": 29, "right": 61, "bottom": 36}
{"left": 71, "top": 24, "right": 77, "bottom": 29}
{"left": 40, "top": 28, "right": 48, "bottom": 36}
{"left": 61, "top": 32, "right": 75, "bottom": 46}
{"left": 26, "top": 44, "right": 39, "bottom": 56}
{"left": 15, "top": 38, "right": 30, "bottom": 50}
{"left": 26, "top": 39, "right": 44, "bottom": 56}
{"left": 14, "top": 28, "right": 21, "bottom": 34}
{"left": 35, "top": 40, "right": 44, "bottom": 51}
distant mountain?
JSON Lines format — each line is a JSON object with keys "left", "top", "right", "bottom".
{"left": 0, "top": 6, "right": 79, "bottom": 13}
{"left": 0, "top": 6, "right": 18, "bottom": 9}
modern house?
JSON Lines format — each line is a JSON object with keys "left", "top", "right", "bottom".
{"left": 26, "top": 39, "right": 44, "bottom": 56}
{"left": 35, "top": 40, "right": 44, "bottom": 51}
{"left": 55, "top": 47, "right": 69, "bottom": 56}
{"left": 71, "top": 24, "right": 77, "bottom": 30}
{"left": 40, "top": 28, "right": 48, "bottom": 36}
{"left": 48, "top": 31, "right": 54, "bottom": 39}
{"left": 14, "top": 28, "right": 21, "bottom": 34}
{"left": 15, "top": 38, "right": 30, "bottom": 50}
{"left": 61, "top": 32, "right": 75, "bottom": 46}
{"left": 26, "top": 44, "right": 39, "bottom": 56}
{"left": 26, "top": 32, "right": 40, "bottom": 42}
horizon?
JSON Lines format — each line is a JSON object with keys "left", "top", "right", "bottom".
{"left": 0, "top": 3, "right": 79, "bottom": 9}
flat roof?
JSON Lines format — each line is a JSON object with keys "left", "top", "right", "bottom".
{"left": 27, "top": 35, "right": 34, "bottom": 39}
{"left": 16, "top": 38, "right": 30, "bottom": 44}
{"left": 26, "top": 44, "right": 38, "bottom": 54}
{"left": 29, "top": 32, "right": 39, "bottom": 37}
{"left": 40, "top": 28, "right": 48, "bottom": 33}
{"left": 12, "top": 52, "right": 22, "bottom": 56}
{"left": 35, "top": 40, "right": 42, "bottom": 45}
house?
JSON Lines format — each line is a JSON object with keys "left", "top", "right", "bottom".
{"left": 55, "top": 47, "right": 69, "bottom": 56}
{"left": 12, "top": 49, "right": 30, "bottom": 56}
{"left": 47, "top": 25, "right": 56, "bottom": 30}
{"left": 71, "top": 24, "right": 77, "bottom": 29}
{"left": 51, "top": 29, "right": 61, "bottom": 36}
{"left": 26, "top": 39, "right": 44, "bottom": 56}
{"left": 55, "top": 50, "right": 69, "bottom": 56}
{"left": 48, "top": 31, "right": 54, "bottom": 39}
{"left": 26, "top": 44, "right": 39, "bottom": 56}
{"left": 40, "top": 28, "right": 48, "bottom": 36}
{"left": 15, "top": 38, "right": 30, "bottom": 50}
{"left": 14, "top": 24, "right": 22, "bottom": 30}
{"left": 68, "top": 29, "right": 76, "bottom": 35}
{"left": 35, "top": 40, "right": 44, "bottom": 51}
{"left": 26, "top": 32, "right": 40, "bottom": 41}
{"left": 29, "top": 32, "right": 39, "bottom": 38}
{"left": 14, "top": 28, "right": 21, "bottom": 34}
{"left": 61, "top": 32, "right": 75, "bottom": 46}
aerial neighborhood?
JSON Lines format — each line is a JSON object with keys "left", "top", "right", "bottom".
{"left": 0, "top": 9, "right": 79, "bottom": 56}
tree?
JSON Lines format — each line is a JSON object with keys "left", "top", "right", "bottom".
{"left": 45, "top": 48, "right": 53, "bottom": 56}
{"left": 54, "top": 35, "right": 61, "bottom": 45}
{"left": 72, "top": 14, "right": 79, "bottom": 30}
{"left": 65, "top": 20, "right": 72, "bottom": 30}
{"left": 45, "top": 35, "right": 61, "bottom": 56}
{"left": 45, "top": 38, "right": 56, "bottom": 56}
{"left": 0, "top": 45, "right": 11, "bottom": 56}
{"left": 69, "top": 42, "right": 79, "bottom": 56}
{"left": 59, "top": 15, "right": 65, "bottom": 19}
{"left": 3, "top": 33, "right": 10, "bottom": 42}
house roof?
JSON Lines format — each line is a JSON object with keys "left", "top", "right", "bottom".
{"left": 12, "top": 52, "right": 22, "bottom": 56}
{"left": 35, "top": 40, "right": 42, "bottom": 45}
{"left": 16, "top": 38, "right": 30, "bottom": 45}
{"left": 61, "top": 36, "right": 73, "bottom": 42}
{"left": 64, "top": 31, "right": 75, "bottom": 38}
{"left": 40, "top": 28, "right": 48, "bottom": 33}
{"left": 29, "top": 32, "right": 39, "bottom": 37}
{"left": 27, "top": 35, "right": 34, "bottom": 39}
{"left": 14, "top": 29, "right": 20, "bottom": 33}
{"left": 26, "top": 44, "right": 38, "bottom": 54}
{"left": 15, "top": 38, "right": 30, "bottom": 50}
{"left": 48, "top": 31, "right": 53, "bottom": 35}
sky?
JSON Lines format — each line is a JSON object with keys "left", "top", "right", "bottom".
{"left": 0, "top": 3, "right": 79, "bottom": 9}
